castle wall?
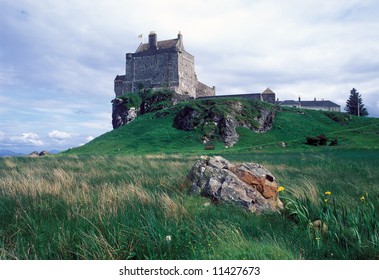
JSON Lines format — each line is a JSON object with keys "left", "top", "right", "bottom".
{"left": 114, "top": 33, "right": 215, "bottom": 98}
{"left": 262, "top": 93, "right": 276, "bottom": 104}
{"left": 177, "top": 51, "right": 197, "bottom": 97}
{"left": 119, "top": 52, "right": 180, "bottom": 96}
{"left": 197, "top": 93, "right": 276, "bottom": 104}
{"left": 196, "top": 81, "right": 216, "bottom": 97}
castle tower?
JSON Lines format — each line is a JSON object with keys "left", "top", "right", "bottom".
{"left": 262, "top": 87, "right": 276, "bottom": 103}
{"left": 148, "top": 32, "right": 158, "bottom": 50}
{"left": 114, "top": 32, "right": 215, "bottom": 98}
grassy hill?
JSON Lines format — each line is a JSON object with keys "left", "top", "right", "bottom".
{"left": 1, "top": 98, "right": 379, "bottom": 260}
{"left": 65, "top": 98, "right": 379, "bottom": 155}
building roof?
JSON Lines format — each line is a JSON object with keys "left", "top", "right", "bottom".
{"left": 135, "top": 39, "right": 179, "bottom": 53}
{"left": 262, "top": 87, "right": 275, "bottom": 94}
{"left": 300, "top": 100, "right": 340, "bottom": 108}
{"left": 135, "top": 32, "right": 185, "bottom": 54}
{"left": 278, "top": 100, "right": 301, "bottom": 106}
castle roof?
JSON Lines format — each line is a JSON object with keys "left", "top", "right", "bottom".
{"left": 135, "top": 33, "right": 184, "bottom": 53}
{"left": 262, "top": 87, "right": 275, "bottom": 94}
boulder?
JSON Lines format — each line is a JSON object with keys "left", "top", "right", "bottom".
{"left": 111, "top": 98, "right": 138, "bottom": 129}
{"left": 38, "top": 150, "right": 49, "bottom": 156}
{"left": 188, "top": 156, "right": 283, "bottom": 213}
{"left": 29, "top": 151, "right": 39, "bottom": 157}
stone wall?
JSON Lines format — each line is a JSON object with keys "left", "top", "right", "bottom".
{"left": 197, "top": 93, "right": 276, "bottom": 104}
{"left": 118, "top": 51, "right": 180, "bottom": 96}
{"left": 177, "top": 51, "right": 197, "bottom": 97}
{"left": 196, "top": 81, "right": 216, "bottom": 97}
{"left": 262, "top": 93, "right": 276, "bottom": 104}
{"left": 114, "top": 33, "right": 215, "bottom": 98}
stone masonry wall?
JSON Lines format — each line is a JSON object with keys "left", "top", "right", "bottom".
{"left": 114, "top": 33, "right": 215, "bottom": 98}
{"left": 176, "top": 51, "right": 197, "bottom": 97}
{"left": 120, "top": 52, "right": 180, "bottom": 95}
{"left": 196, "top": 81, "right": 216, "bottom": 97}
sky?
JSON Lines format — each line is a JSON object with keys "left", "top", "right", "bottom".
{"left": 1, "top": 0, "right": 379, "bottom": 153}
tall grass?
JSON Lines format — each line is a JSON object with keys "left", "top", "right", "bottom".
{"left": 1, "top": 151, "right": 378, "bottom": 259}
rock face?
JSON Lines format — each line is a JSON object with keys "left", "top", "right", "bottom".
{"left": 188, "top": 156, "right": 283, "bottom": 213}
{"left": 173, "top": 100, "right": 275, "bottom": 147}
{"left": 112, "top": 98, "right": 138, "bottom": 129}
{"left": 112, "top": 90, "right": 192, "bottom": 129}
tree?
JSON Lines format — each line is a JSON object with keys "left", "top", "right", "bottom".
{"left": 344, "top": 88, "right": 368, "bottom": 116}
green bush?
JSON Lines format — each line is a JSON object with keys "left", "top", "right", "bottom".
{"left": 306, "top": 135, "right": 328, "bottom": 146}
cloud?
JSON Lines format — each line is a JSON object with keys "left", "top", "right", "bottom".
{"left": 10, "top": 132, "right": 44, "bottom": 146}
{"left": 48, "top": 130, "right": 72, "bottom": 140}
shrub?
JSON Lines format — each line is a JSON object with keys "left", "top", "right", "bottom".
{"left": 329, "top": 138, "right": 338, "bottom": 146}
{"left": 324, "top": 111, "right": 352, "bottom": 124}
{"left": 306, "top": 135, "right": 328, "bottom": 146}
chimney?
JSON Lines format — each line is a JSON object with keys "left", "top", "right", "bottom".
{"left": 298, "top": 96, "right": 301, "bottom": 102}
{"left": 314, "top": 97, "right": 316, "bottom": 101}
{"left": 148, "top": 31, "right": 157, "bottom": 50}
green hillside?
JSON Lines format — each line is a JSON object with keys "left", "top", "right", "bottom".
{"left": 65, "top": 98, "right": 379, "bottom": 155}
{"left": 2, "top": 97, "right": 379, "bottom": 260}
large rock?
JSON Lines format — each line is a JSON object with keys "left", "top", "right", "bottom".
{"left": 188, "top": 156, "right": 283, "bottom": 213}
{"left": 220, "top": 115, "right": 239, "bottom": 147}
{"left": 111, "top": 98, "right": 138, "bottom": 129}
{"left": 173, "top": 100, "right": 275, "bottom": 147}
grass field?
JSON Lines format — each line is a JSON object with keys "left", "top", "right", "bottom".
{"left": 1, "top": 150, "right": 378, "bottom": 259}
{"left": 1, "top": 100, "right": 379, "bottom": 259}
{"left": 65, "top": 103, "right": 379, "bottom": 155}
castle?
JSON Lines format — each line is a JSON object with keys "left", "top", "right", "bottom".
{"left": 114, "top": 32, "right": 215, "bottom": 98}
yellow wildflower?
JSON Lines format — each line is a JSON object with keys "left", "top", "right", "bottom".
{"left": 278, "top": 186, "right": 285, "bottom": 192}
{"left": 325, "top": 191, "right": 332, "bottom": 196}
{"left": 360, "top": 196, "right": 365, "bottom": 202}
{"left": 324, "top": 199, "right": 329, "bottom": 203}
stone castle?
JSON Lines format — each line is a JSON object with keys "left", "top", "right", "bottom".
{"left": 114, "top": 32, "right": 215, "bottom": 98}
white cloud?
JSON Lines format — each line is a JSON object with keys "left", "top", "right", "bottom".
{"left": 0, "top": 64, "right": 18, "bottom": 86}
{"left": 86, "top": 136, "right": 94, "bottom": 142}
{"left": 48, "top": 130, "right": 72, "bottom": 140}
{"left": 10, "top": 132, "right": 44, "bottom": 146}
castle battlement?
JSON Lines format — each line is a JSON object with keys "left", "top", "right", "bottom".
{"left": 114, "top": 32, "right": 215, "bottom": 98}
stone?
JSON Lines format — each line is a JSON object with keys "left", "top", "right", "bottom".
{"left": 188, "top": 156, "right": 283, "bottom": 213}
{"left": 111, "top": 98, "right": 138, "bottom": 129}
{"left": 220, "top": 115, "right": 239, "bottom": 147}
{"left": 173, "top": 104, "right": 275, "bottom": 147}
{"left": 29, "top": 151, "right": 39, "bottom": 157}
{"left": 38, "top": 150, "right": 49, "bottom": 156}
{"left": 311, "top": 220, "right": 328, "bottom": 234}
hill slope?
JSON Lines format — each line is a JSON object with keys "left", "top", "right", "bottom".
{"left": 65, "top": 98, "right": 379, "bottom": 155}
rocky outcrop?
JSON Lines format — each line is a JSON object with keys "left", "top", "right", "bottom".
{"left": 188, "top": 156, "right": 283, "bottom": 213}
{"left": 220, "top": 115, "right": 239, "bottom": 147}
{"left": 112, "top": 98, "right": 138, "bottom": 129}
{"left": 29, "top": 150, "right": 49, "bottom": 157}
{"left": 174, "top": 100, "right": 275, "bottom": 147}
{"left": 112, "top": 90, "right": 192, "bottom": 129}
